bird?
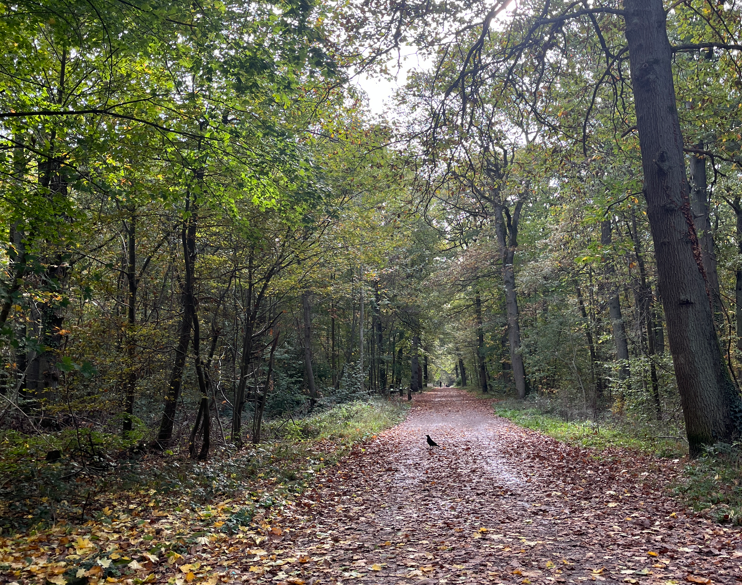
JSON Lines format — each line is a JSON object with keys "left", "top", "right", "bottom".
{"left": 426, "top": 435, "right": 438, "bottom": 447}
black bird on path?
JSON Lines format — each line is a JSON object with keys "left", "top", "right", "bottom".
{"left": 426, "top": 435, "right": 438, "bottom": 447}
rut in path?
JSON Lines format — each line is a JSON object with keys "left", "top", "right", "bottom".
{"left": 256, "top": 388, "right": 742, "bottom": 585}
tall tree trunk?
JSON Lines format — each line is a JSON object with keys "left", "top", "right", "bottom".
{"left": 689, "top": 145, "right": 723, "bottom": 328}
{"left": 625, "top": 0, "right": 742, "bottom": 454}
{"left": 409, "top": 334, "right": 420, "bottom": 400}
{"left": 494, "top": 201, "right": 527, "bottom": 398}
{"left": 601, "top": 220, "right": 630, "bottom": 387}
{"left": 374, "top": 281, "right": 386, "bottom": 391}
{"left": 474, "top": 292, "right": 489, "bottom": 393}
{"left": 423, "top": 353, "right": 428, "bottom": 387}
{"left": 729, "top": 199, "right": 742, "bottom": 353}
{"left": 123, "top": 210, "right": 137, "bottom": 436}
{"left": 458, "top": 356, "right": 467, "bottom": 386}
{"left": 156, "top": 195, "right": 197, "bottom": 448}
{"left": 302, "top": 291, "right": 318, "bottom": 408}
{"left": 628, "top": 212, "right": 662, "bottom": 420}
{"left": 575, "top": 283, "right": 600, "bottom": 406}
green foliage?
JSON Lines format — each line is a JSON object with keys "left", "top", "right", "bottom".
{"left": 492, "top": 398, "right": 686, "bottom": 457}
{"left": 674, "top": 443, "right": 742, "bottom": 526}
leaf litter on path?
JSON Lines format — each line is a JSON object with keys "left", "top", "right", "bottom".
{"left": 253, "top": 389, "right": 741, "bottom": 585}
{"left": 2, "top": 388, "right": 741, "bottom": 584}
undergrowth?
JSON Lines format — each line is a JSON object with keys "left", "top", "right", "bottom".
{"left": 488, "top": 394, "right": 742, "bottom": 526}
{"left": 0, "top": 398, "right": 409, "bottom": 534}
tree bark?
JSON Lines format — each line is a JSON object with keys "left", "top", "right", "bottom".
{"left": 689, "top": 145, "right": 723, "bottom": 328}
{"left": 458, "top": 356, "right": 467, "bottom": 386}
{"left": 123, "top": 210, "right": 137, "bottom": 436}
{"left": 474, "top": 292, "right": 489, "bottom": 393}
{"left": 156, "top": 195, "right": 197, "bottom": 448}
{"left": 625, "top": 0, "right": 742, "bottom": 454}
{"left": 302, "top": 291, "right": 318, "bottom": 408}
{"left": 493, "top": 201, "right": 527, "bottom": 398}
{"left": 409, "top": 334, "right": 420, "bottom": 400}
{"left": 601, "top": 220, "right": 630, "bottom": 386}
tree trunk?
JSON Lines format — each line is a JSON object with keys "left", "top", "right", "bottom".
{"left": 474, "top": 292, "right": 489, "bottom": 393}
{"left": 156, "top": 196, "right": 197, "bottom": 448}
{"left": 494, "top": 201, "right": 527, "bottom": 398}
{"left": 123, "top": 211, "right": 137, "bottom": 436}
{"left": 625, "top": 0, "right": 742, "bottom": 454}
{"left": 601, "top": 220, "right": 630, "bottom": 386}
{"left": 689, "top": 145, "right": 723, "bottom": 328}
{"left": 575, "top": 283, "right": 599, "bottom": 406}
{"left": 409, "top": 334, "right": 420, "bottom": 400}
{"left": 628, "top": 212, "right": 662, "bottom": 420}
{"left": 302, "top": 291, "right": 318, "bottom": 408}
{"left": 375, "top": 281, "right": 386, "bottom": 391}
{"left": 458, "top": 356, "right": 467, "bottom": 386}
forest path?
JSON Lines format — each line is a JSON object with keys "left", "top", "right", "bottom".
{"left": 258, "top": 388, "right": 742, "bottom": 585}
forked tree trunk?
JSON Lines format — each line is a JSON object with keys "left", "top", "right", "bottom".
{"left": 625, "top": 0, "right": 742, "bottom": 454}
{"left": 494, "top": 201, "right": 527, "bottom": 398}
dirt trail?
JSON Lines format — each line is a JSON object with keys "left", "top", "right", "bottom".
{"left": 258, "top": 388, "right": 742, "bottom": 584}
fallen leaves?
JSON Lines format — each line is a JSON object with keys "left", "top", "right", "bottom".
{"left": 3, "top": 389, "right": 742, "bottom": 585}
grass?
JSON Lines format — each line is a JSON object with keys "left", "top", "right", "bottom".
{"left": 0, "top": 397, "right": 409, "bottom": 534}
{"left": 491, "top": 399, "right": 686, "bottom": 456}
{"left": 483, "top": 393, "right": 742, "bottom": 525}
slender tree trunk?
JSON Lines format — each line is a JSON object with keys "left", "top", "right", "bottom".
{"left": 409, "top": 334, "right": 420, "bottom": 400}
{"left": 423, "top": 353, "right": 428, "bottom": 387}
{"left": 302, "top": 291, "right": 318, "bottom": 408}
{"left": 123, "top": 211, "right": 137, "bottom": 436}
{"left": 730, "top": 199, "right": 742, "bottom": 352}
{"left": 625, "top": 0, "right": 742, "bottom": 454}
{"left": 458, "top": 356, "right": 467, "bottom": 386}
{"left": 474, "top": 292, "right": 489, "bottom": 393}
{"left": 157, "top": 195, "right": 197, "bottom": 448}
{"left": 689, "top": 145, "right": 723, "bottom": 328}
{"left": 628, "top": 212, "right": 663, "bottom": 419}
{"left": 575, "top": 283, "right": 599, "bottom": 404}
{"left": 375, "top": 281, "right": 386, "bottom": 391}
{"left": 494, "top": 201, "right": 527, "bottom": 398}
{"left": 601, "top": 220, "right": 630, "bottom": 387}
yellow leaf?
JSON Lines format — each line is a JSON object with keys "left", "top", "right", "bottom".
{"left": 249, "top": 566, "right": 264, "bottom": 574}
{"left": 648, "top": 551, "right": 659, "bottom": 557}
{"left": 185, "top": 572, "right": 195, "bottom": 582}
{"left": 48, "top": 577, "right": 67, "bottom": 585}
{"left": 607, "top": 502, "right": 619, "bottom": 507}
{"left": 686, "top": 576, "right": 711, "bottom": 584}
{"left": 371, "top": 564, "right": 383, "bottom": 571}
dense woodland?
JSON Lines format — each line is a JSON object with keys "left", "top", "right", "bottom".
{"left": 2, "top": 0, "right": 742, "bottom": 471}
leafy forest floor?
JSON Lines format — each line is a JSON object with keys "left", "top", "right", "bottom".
{"left": 2, "top": 389, "right": 742, "bottom": 585}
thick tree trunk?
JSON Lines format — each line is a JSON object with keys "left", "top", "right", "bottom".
{"left": 689, "top": 145, "right": 723, "bottom": 328}
{"left": 625, "top": 0, "right": 742, "bottom": 454}
{"left": 601, "top": 220, "right": 630, "bottom": 385}
{"left": 474, "top": 292, "right": 489, "bottom": 393}
{"left": 302, "top": 291, "right": 318, "bottom": 408}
